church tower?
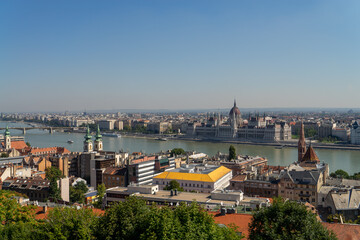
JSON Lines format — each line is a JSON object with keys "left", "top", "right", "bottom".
{"left": 4, "top": 126, "right": 11, "bottom": 150}
{"left": 298, "top": 121, "right": 306, "bottom": 162}
{"left": 94, "top": 125, "right": 103, "bottom": 151}
{"left": 83, "top": 126, "right": 93, "bottom": 152}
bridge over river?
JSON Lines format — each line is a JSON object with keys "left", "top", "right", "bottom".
{"left": 0, "top": 127, "right": 86, "bottom": 134}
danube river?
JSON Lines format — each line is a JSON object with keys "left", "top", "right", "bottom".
{"left": 1, "top": 121, "right": 360, "bottom": 174}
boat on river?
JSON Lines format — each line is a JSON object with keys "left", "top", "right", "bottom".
{"left": 156, "top": 137, "right": 168, "bottom": 141}
{"left": 102, "top": 133, "right": 121, "bottom": 138}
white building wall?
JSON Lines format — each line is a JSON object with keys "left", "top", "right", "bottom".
{"left": 351, "top": 128, "right": 360, "bottom": 144}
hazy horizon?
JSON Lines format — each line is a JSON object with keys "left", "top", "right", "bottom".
{"left": 1, "top": 0, "right": 359, "bottom": 112}
{"left": 2, "top": 107, "right": 360, "bottom": 115}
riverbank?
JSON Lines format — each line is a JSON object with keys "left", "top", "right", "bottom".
{"left": 3, "top": 119, "right": 360, "bottom": 151}
{"left": 121, "top": 133, "right": 360, "bottom": 151}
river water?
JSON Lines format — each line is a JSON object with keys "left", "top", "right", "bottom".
{"left": 1, "top": 121, "right": 360, "bottom": 174}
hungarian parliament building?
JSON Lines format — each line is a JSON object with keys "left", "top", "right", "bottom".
{"left": 186, "top": 101, "right": 292, "bottom": 142}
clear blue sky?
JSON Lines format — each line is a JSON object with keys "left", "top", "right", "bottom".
{"left": 1, "top": 0, "right": 359, "bottom": 112}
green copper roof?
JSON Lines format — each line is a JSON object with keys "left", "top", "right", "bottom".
{"left": 4, "top": 126, "right": 10, "bottom": 136}
{"left": 84, "top": 126, "right": 92, "bottom": 142}
{"left": 95, "top": 125, "right": 102, "bottom": 141}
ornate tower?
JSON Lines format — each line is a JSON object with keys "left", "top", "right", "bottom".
{"left": 94, "top": 125, "right": 103, "bottom": 152}
{"left": 298, "top": 121, "right": 306, "bottom": 162}
{"left": 83, "top": 126, "right": 93, "bottom": 152}
{"left": 231, "top": 111, "right": 238, "bottom": 138}
{"left": 4, "top": 126, "right": 11, "bottom": 150}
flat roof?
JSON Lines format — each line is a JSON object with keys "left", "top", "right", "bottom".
{"left": 107, "top": 187, "right": 267, "bottom": 206}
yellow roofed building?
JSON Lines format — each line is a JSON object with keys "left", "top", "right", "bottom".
{"left": 153, "top": 164, "right": 232, "bottom": 193}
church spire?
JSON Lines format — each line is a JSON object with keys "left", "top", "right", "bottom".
{"left": 4, "top": 125, "right": 10, "bottom": 137}
{"left": 95, "top": 125, "right": 102, "bottom": 141}
{"left": 234, "top": 99, "right": 237, "bottom": 107}
{"left": 94, "top": 125, "right": 103, "bottom": 151}
{"left": 83, "top": 125, "right": 93, "bottom": 152}
{"left": 4, "top": 125, "right": 11, "bottom": 150}
{"left": 298, "top": 121, "right": 306, "bottom": 162}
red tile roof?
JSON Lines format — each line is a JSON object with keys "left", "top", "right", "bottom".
{"left": 211, "top": 213, "right": 252, "bottom": 239}
{"left": 29, "top": 147, "right": 70, "bottom": 155}
{"left": 323, "top": 223, "right": 360, "bottom": 240}
{"left": 34, "top": 206, "right": 105, "bottom": 220}
{"left": 302, "top": 146, "right": 320, "bottom": 162}
{"left": 211, "top": 212, "right": 360, "bottom": 240}
{"left": 1, "top": 141, "right": 29, "bottom": 150}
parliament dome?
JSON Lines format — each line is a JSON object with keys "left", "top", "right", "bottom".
{"left": 229, "top": 100, "right": 241, "bottom": 117}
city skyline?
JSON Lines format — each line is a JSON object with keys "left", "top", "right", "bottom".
{"left": 1, "top": 0, "right": 359, "bottom": 112}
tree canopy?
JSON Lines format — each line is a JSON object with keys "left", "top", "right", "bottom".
{"left": 70, "top": 181, "right": 89, "bottom": 204}
{"left": 163, "top": 180, "right": 184, "bottom": 191}
{"left": 94, "top": 183, "right": 106, "bottom": 208}
{"left": 229, "top": 145, "right": 236, "bottom": 160}
{"left": 45, "top": 167, "right": 63, "bottom": 201}
{"left": 330, "top": 169, "right": 350, "bottom": 179}
{"left": 248, "top": 198, "right": 337, "bottom": 240}
{"left": 42, "top": 207, "right": 97, "bottom": 240}
{"left": 95, "top": 196, "right": 241, "bottom": 240}
{"left": 45, "top": 167, "right": 62, "bottom": 181}
{"left": 171, "top": 148, "right": 186, "bottom": 156}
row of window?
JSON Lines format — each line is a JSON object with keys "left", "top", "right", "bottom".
{"left": 156, "top": 181, "right": 211, "bottom": 188}
{"left": 106, "top": 176, "right": 120, "bottom": 180}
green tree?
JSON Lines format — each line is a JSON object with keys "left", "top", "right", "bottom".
{"left": 45, "top": 167, "right": 63, "bottom": 202}
{"left": 94, "top": 197, "right": 150, "bottom": 239}
{"left": 45, "top": 167, "right": 62, "bottom": 181}
{"left": 229, "top": 145, "right": 236, "bottom": 160}
{"left": 330, "top": 169, "right": 350, "bottom": 179}
{"left": 305, "top": 127, "right": 317, "bottom": 138}
{"left": 0, "top": 222, "right": 45, "bottom": 240}
{"left": 26, "top": 142, "right": 31, "bottom": 147}
{"left": 80, "top": 123, "right": 97, "bottom": 132}
{"left": 327, "top": 213, "right": 346, "bottom": 223}
{"left": 248, "top": 198, "right": 337, "bottom": 240}
{"left": 70, "top": 182, "right": 89, "bottom": 204}
{"left": 171, "top": 148, "right": 186, "bottom": 156}
{"left": 351, "top": 172, "right": 360, "bottom": 180}
{"left": 41, "top": 207, "right": 97, "bottom": 240}
{"left": 0, "top": 190, "right": 36, "bottom": 226}
{"left": 95, "top": 183, "right": 106, "bottom": 208}
{"left": 0, "top": 153, "right": 9, "bottom": 158}
{"left": 94, "top": 196, "right": 241, "bottom": 240}
{"left": 163, "top": 180, "right": 184, "bottom": 191}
